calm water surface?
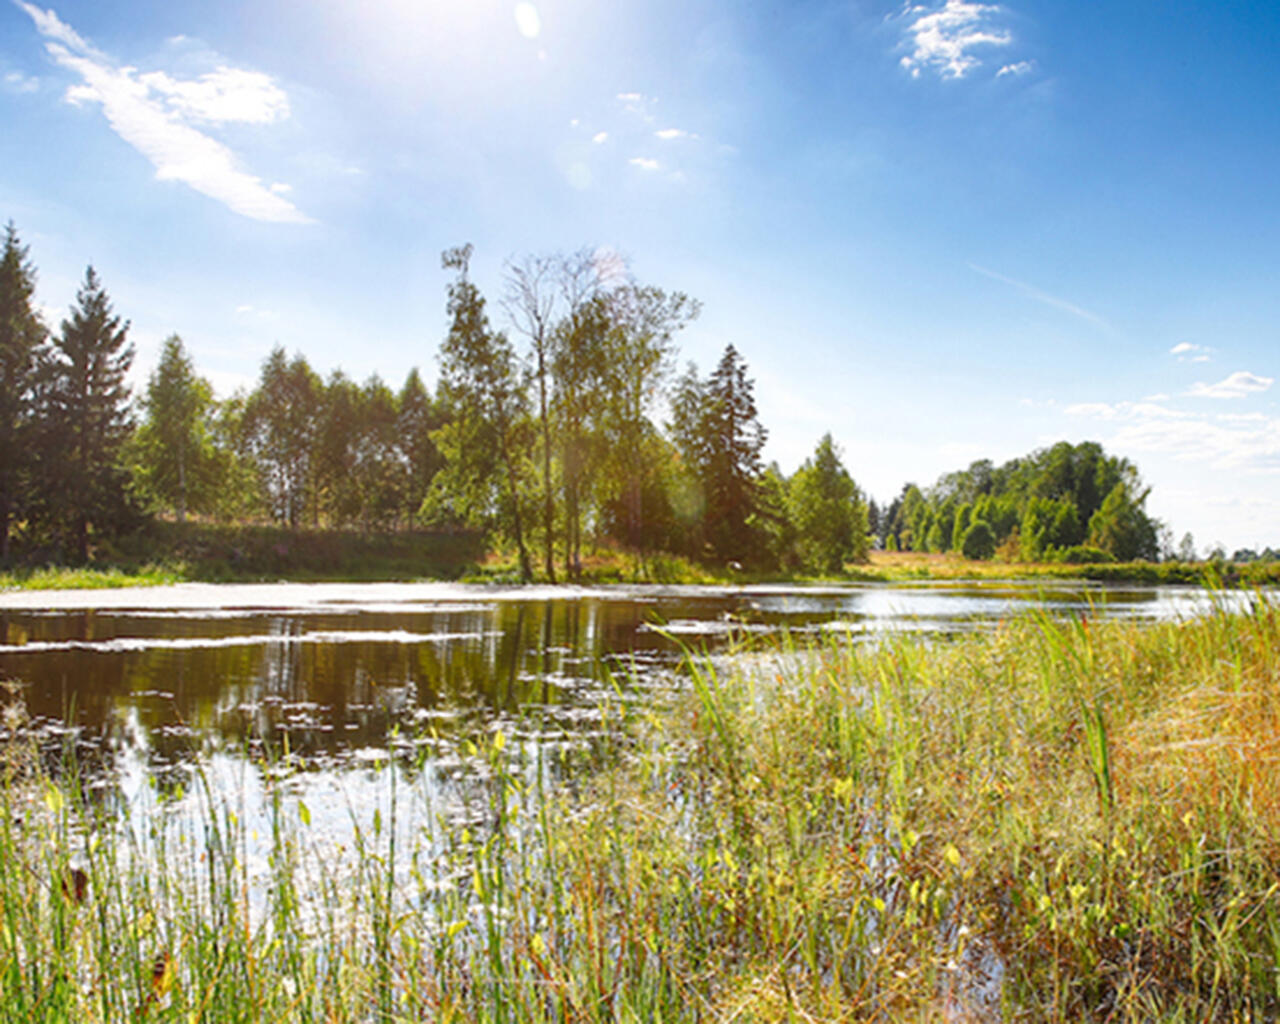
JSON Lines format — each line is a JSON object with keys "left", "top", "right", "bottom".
{"left": 0, "top": 579, "right": 1239, "bottom": 784}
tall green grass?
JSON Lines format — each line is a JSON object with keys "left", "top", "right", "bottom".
{"left": 2, "top": 598, "right": 1279, "bottom": 1020}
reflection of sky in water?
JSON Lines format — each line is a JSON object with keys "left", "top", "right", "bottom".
{"left": 2, "top": 580, "right": 1266, "bottom": 932}
{"left": 0, "top": 582, "right": 1264, "bottom": 785}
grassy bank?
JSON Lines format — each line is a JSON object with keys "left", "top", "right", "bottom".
{"left": 3, "top": 599, "right": 1279, "bottom": 1019}
{"left": 2, "top": 519, "right": 1277, "bottom": 589}
{"left": 0, "top": 521, "right": 488, "bottom": 589}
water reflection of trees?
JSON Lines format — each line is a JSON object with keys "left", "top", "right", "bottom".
{"left": 0, "top": 599, "right": 694, "bottom": 778}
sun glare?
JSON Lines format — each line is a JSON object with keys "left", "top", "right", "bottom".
{"left": 514, "top": 2, "right": 541, "bottom": 39}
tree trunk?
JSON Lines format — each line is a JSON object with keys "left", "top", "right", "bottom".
{"left": 539, "top": 358, "right": 555, "bottom": 583}
{"left": 499, "top": 436, "right": 532, "bottom": 583}
{"left": 0, "top": 494, "right": 10, "bottom": 563}
{"left": 75, "top": 512, "right": 88, "bottom": 565}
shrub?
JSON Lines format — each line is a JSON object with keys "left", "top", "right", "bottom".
{"left": 961, "top": 520, "right": 996, "bottom": 560}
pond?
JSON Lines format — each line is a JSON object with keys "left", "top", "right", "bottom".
{"left": 0, "top": 579, "right": 1239, "bottom": 787}
{"left": 0, "top": 578, "right": 1259, "bottom": 1019}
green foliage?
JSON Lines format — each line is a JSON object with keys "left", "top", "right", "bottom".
{"left": 0, "top": 223, "right": 47, "bottom": 560}
{"left": 39, "top": 266, "right": 139, "bottom": 562}
{"left": 960, "top": 518, "right": 996, "bottom": 559}
{"left": 1057, "top": 544, "right": 1115, "bottom": 564}
{"left": 242, "top": 347, "right": 321, "bottom": 528}
{"left": 789, "top": 433, "right": 869, "bottom": 572}
{"left": 670, "top": 345, "right": 770, "bottom": 564}
{"left": 8, "top": 604, "right": 1280, "bottom": 1019}
{"left": 435, "top": 244, "right": 533, "bottom": 579}
{"left": 131, "top": 335, "right": 219, "bottom": 521}
{"left": 1088, "top": 480, "right": 1159, "bottom": 561}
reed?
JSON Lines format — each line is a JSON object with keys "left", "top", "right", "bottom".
{"left": 1, "top": 596, "right": 1278, "bottom": 1020}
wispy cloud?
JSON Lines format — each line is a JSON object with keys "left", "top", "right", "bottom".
{"left": 654, "top": 127, "right": 697, "bottom": 141}
{"left": 1067, "top": 399, "right": 1280, "bottom": 472}
{"left": 629, "top": 157, "right": 661, "bottom": 171}
{"left": 1188, "top": 371, "right": 1274, "bottom": 400}
{"left": 1170, "top": 341, "right": 1213, "bottom": 363}
{"left": 996, "top": 60, "right": 1033, "bottom": 77}
{"left": 968, "top": 263, "right": 1116, "bottom": 335}
{"left": 18, "top": 2, "right": 309, "bottom": 224}
{"left": 617, "top": 91, "right": 656, "bottom": 122}
{"left": 900, "top": 0, "right": 1013, "bottom": 80}
{"left": 592, "top": 131, "right": 608, "bottom": 144}
{"left": 4, "top": 69, "right": 39, "bottom": 93}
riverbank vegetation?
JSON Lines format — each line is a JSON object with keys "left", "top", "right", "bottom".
{"left": 8, "top": 224, "right": 1264, "bottom": 587}
{"left": 2, "top": 599, "right": 1278, "bottom": 1019}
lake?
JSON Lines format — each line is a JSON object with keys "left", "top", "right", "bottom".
{"left": 0, "top": 579, "right": 1239, "bottom": 786}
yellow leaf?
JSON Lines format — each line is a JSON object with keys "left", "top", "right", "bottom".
{"left": 944, "top": 843, "right": 962, "bottom": 868}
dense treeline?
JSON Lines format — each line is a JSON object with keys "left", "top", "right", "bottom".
{"left": 0, "top": 228, "right": 873, "bottom": 576}
{"left": 3, "top": 223, "right": 1266, "bottom": 576}
{"left": 872, "top": 440, "right": 1162, "bottom": 563}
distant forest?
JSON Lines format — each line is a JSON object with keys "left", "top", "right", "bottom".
{"left": 1, "top": 224, "right": 1269, "bottom": 576}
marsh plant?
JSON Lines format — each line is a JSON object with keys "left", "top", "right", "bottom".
{"left": 2, "top": 598, "right": 1279, "bottom": 1020}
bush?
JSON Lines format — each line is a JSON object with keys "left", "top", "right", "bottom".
{"left": 961, "top": 520, "right": 996, "bottom": 560}
{"left": 1058, "top": 545, "right": 1116, "bottom": 565}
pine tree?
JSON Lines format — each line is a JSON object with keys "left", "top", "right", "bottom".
{"left": 41, "top": 266, "right": 135, "bottom": 562}
{"left": 0, "top": 223, "right": 47, "bottom": 560}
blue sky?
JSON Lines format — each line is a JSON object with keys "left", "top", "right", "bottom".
{"left": 2, "top": 0, "right": 1277, "bottom": 552}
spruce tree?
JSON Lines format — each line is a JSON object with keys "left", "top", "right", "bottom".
{"left": 0, "top": 223, "right": 47, "bottom": 560}
{"left": 43, "top": 266, "right": 135, "bottom": 562}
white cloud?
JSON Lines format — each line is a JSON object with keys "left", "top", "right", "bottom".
{"left": 617, "top": 91, "right": 656, "bottom": 121}
{"left": 592, "top": 131, "right": 608, "bottom": 144}
{"left": 1170, "top": 341, "right": 1214, "bottom": 363}
{"left": 137, "top": 66, "right": 289, "bottom": 124}
{"left": 4, "top": 69, "right": 39, "bottom": 93}
{"left": 629, "top": 157, "right": 661, "bottom": 171}
{"left": 18, "top": 3, "right": 308, "bottom": 224}
{"left": 269, "top": 181, "right": 292, "bottom": 194}
{"left": 996, "top": 60, "right": 1033, "bottom": 77}
{"left": 1066, "top": 397, "right": 1280, "bottom": 473}
{"left": 655, "top": 128, "right": 697, "bottom": 140}
{"left": 1188, "top": 371, "right": 1273, "bottom": 400}
{"left": 900, "top": 0, "right": 1013, "bottom": 80}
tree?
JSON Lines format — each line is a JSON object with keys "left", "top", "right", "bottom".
{"left": 595, "top": 282, "right": 699, "bottom": 557}
{"left": 312, "top": 370, "right": 361, "bottom": 525}
{"left": 961, "top": 520, "right": 996, "bottom": 560}
{"left": 436, "top": 244, "right": 532, "bottom": 581}
{"left": 789, "top": 433, "right": 868, "bottom": 572}
{"left": 671, "top": 345, "right": 768, "bottom": 562}
{"left": 243, "top": 347, "right": 321, "bottom": 528}
{"left": 133, "top": 334, "right": 217, "bottom": 521}
{"left": 396, "top": 368, "right": 442, "bottom": 529}
{"left": 353, "top": 375, "right": 403, "bottom": 530}
{"left": 1087, "top": 481, "right": 1158, "bottom": 561}
{"left": 550, "top": 288, "right": 610, "bottom": 578}
{"left": 41, "top": 266, "right": 136, "bottom": 562}
{"left": 504, "top": 252, "right": 562, "bottom": 581}
{"left": 0, "top": 223, "right": 47, "bottom": 559}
